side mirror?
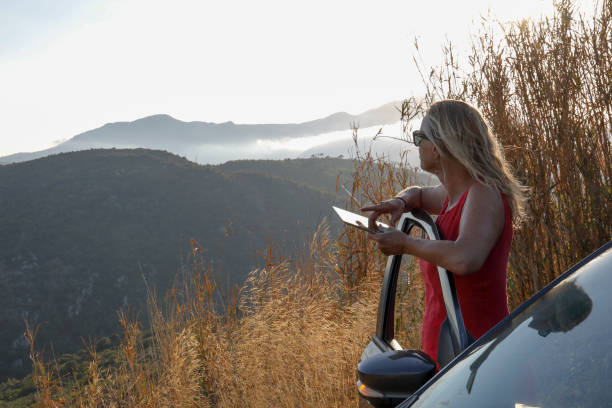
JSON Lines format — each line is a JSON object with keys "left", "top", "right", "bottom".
{"left": 357, "top": 350, "right": 436, "bottom": 408}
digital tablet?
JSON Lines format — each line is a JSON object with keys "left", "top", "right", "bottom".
{"left": 332, "top": 206, "right": 389, "bottom": 233}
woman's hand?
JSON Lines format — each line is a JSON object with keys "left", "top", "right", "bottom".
{"left": 360, "top": 198, "right": 406, "bottom": 230}
{"left": 366, "top": 228, "right": 411, "bottom": 256}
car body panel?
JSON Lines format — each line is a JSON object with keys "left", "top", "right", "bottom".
{"left": 398, "top": 240, "right": 612, "bottom": 407}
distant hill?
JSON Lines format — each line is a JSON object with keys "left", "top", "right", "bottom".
{"left": 214, "top": 158, "right": 356, "bottom": 194}
{"left": 0, "top": 102, "right": 402, "bottom": 165}
{"left": 0, "top": 149, "right": 353, "bottom": 381}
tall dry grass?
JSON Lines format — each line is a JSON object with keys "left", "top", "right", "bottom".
{"left": 27, "top": 218, "right": 395, "bottom": 407}
{"left": 467, "top": 0, "right": 610, "bottom": 307}
{"left": 26, "top": 297, "right": 204, "bottom": 407}
{"left": 195, "top": 226, "right": 380, "bottom": 407}
{"left": 411, "top": 0, "right": 610, "bottom": 307}
{"left": 27, "top": 0, "right": 610, "bottom": 406}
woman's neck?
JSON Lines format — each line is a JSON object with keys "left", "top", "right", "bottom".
{"left": 436, "top": 159, "right": 474, "bottom": 208}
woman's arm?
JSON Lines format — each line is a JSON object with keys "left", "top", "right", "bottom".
{"left": 361, "top": 184, "right": 448, "bottom": 230}
{"left": 396, "top": 184, "right": 448, "bottom": 215}
{"left": 368, "top": 183, "right": 505, "bottom": 275}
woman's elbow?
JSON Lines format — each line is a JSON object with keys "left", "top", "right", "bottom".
{"left": 451, "top": 256, "right": 484, "bottom": 276}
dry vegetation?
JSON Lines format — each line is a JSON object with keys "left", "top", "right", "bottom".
{"left": 27, "top": 220, "right": 388, "bottom": 408}
{"left": 410, "top": 0, "right": 611, "bottom": 308}
{"left": 27, "top": 0, "right": 610, "bottom": 406}
{"left": 469, "top": 0, "right": 611, "bottom": 307}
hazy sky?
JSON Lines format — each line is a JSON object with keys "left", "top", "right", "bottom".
{"left": 0, "top": 0, "right": 596, "bottom": 156}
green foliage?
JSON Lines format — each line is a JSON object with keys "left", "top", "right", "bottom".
{"left": 0, "top": 335, "right": 125, "bottom": 408}
{"left": 0, "top": 375, "right": 35, "bottom": 407}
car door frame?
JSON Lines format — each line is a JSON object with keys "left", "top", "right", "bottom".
{"left": 363, "top": 209, "right": 470, "bottom": 358}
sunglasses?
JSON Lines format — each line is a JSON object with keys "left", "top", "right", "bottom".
{"left": 412, "top": 130, "right": 430, "bottom": 147}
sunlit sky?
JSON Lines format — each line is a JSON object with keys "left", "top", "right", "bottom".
{"left": 0, "top": 0, "right": 597, "bottom": 157}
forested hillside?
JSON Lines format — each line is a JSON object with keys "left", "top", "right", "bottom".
{"left": 0, "top": 149, "right": 351, "bottom": 382}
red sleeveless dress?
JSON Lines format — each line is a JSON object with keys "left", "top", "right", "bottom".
{"left": 418, "top": 184, "right": 512, "bottom": 364}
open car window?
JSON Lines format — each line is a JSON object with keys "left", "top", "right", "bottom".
{"left": 392, "top": 226, "right": 426, "bottom": 350}
{"left": 405, "top": 246, "right": 612, "bottom": 408}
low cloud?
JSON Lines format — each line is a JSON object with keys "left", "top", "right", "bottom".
{"left": 179, "top": 122, "right": 420, "bottom": 166}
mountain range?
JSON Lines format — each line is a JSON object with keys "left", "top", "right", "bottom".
{"left": 0, "top": 100, "right": 421, "bottom": 389}
{"left": 0, "top": 102, "right": 410, "bottom": 165}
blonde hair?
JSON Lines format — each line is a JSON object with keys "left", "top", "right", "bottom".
{"left": 422, "top": 100, "right": 528, "bottom": 224}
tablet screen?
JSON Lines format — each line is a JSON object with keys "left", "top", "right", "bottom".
{"left": 332, "top": 206, "right": 389, "bottom": 233}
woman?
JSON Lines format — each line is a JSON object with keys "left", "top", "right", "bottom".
{"left": 361, "top": 99, "right": 527, "bottom": 364}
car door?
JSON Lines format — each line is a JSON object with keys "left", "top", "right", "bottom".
{"left": 359, "top": 209, "right": 471, "bottom": 365}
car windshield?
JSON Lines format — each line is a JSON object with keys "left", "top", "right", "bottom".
{"left": 406, "top": 246, "right": 612, "bottom": 408}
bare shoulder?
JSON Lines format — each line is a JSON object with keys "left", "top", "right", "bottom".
{"left": 455, "top": 183, "right": 507, "bottom": 273}
{"left": 466, "top": 182, "right": 503, "bottom": 208}
{"left": 461, "top": 182, "right": 505, "bottom": 237}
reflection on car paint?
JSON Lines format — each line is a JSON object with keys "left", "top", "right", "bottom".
{"left": 465, "top": 280, "right": 593, "bottom": 393}
{"left": 404, "top": 245, "right": 612, "bottom": 408}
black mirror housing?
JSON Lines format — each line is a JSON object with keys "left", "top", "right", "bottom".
{"left": 357, "top": 350, "right": 436, "bottom": 407}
